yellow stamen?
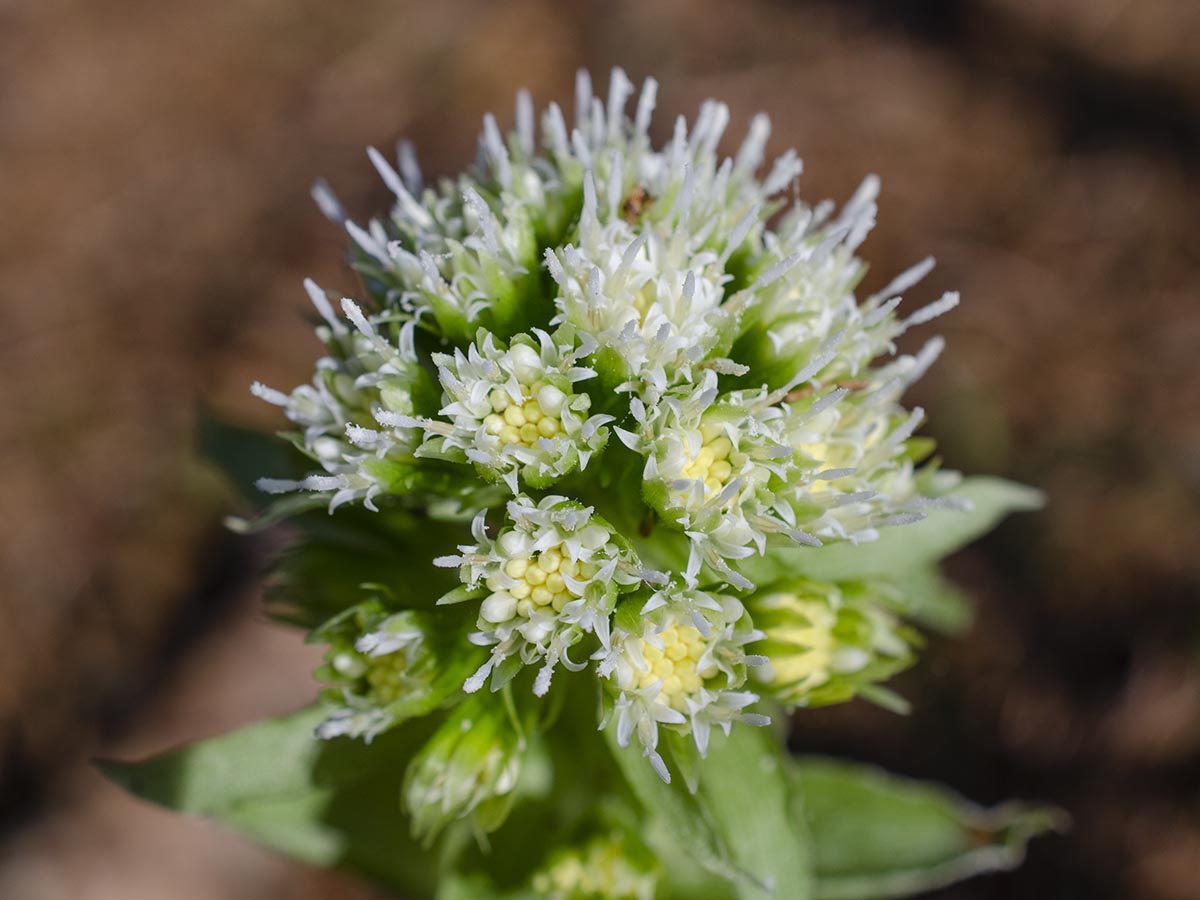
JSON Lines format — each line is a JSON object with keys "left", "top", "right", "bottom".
{"left": 484, "top": 543, "right": 580, "bottom": 624}
{"left": 679, "top": 428, "right": 740, "bottom": 500}
{"left": 634, "top": 623, "right": 714, "bottom": 710}
{"left": 487, "top": 386, "right": 565, "bottom": 449}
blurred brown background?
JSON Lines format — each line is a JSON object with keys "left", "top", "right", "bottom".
{"left": 1, "top": 0, "right": 1197, "bottom": 897}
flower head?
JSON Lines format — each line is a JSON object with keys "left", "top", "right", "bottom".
{"left": 748, "top": 579, "right": 917, "bottom": 708}
{"left": 406, "top": 329, "right": 612, "bottom": 492}
{"left": 600, "top": 586, "right": 767, "bottom": 782}
{"left": 251, "top": 291, "right": 494, "bottom": 514}
{"left": 311, "top": 599, "right": 483, "bottom": 742}
{"left": 624, "top": 373, "right": 811, "bottom": 589}
{"left": 437, "top": 495, "right": 645, "bottom": 696}
{"left": 255, "top": 68, "right": 964, "bottom": 783}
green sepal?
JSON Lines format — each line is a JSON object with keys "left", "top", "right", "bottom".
{"left": 900, "top": 436, "right": 937, "bottom": 466}
{"left": 437, "top": 584, "right": 487, "bottom": 606}
{"left": 853, "top": 683, "right": 912, "bottom": 716}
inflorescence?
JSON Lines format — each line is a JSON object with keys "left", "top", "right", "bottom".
{"left": 253, "top": 68, "right": 959, "bottom": 840}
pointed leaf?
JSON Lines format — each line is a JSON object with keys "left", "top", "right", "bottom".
{"left": 699, "top": 726, "right": 814, "bottom": 900}
{"left": 604, "top": 725, "right": 741, "bottom": 886}
{"left": 100, "top": 704, "right": 440, "bottom": 895}
{"left": 789, "top": 756, "right": 1062, "bottom": 900}
{"left": 605, "top": 725, "right": 813, "bottom": 900}
{"left": 198, "top": 415, "right": 308, "bottom": 503}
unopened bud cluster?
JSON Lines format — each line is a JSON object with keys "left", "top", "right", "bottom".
{"left": 532, "top": 834, "right": 657, "bottom": 900}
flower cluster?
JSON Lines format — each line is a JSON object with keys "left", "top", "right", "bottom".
{"left": 401, "top": 329, "right": 613, "bottom": 491}
{"left": 253, "top": 69, "right": 960, "bottom": 835}
{"left": 747, "top": 579, "right": 917, "bottom": 709}
{"left": 435, "top": 494, "right": 643, "bottom": 696}
{"left": 312, "top": 601, "right": 436, "bottom": 741}
{"left": 599, "top": 587, "right": 767, "bottom": 780}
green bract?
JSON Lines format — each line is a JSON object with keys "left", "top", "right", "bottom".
{"left": 108, "top": 69, "right": 1052, "bottom": 900}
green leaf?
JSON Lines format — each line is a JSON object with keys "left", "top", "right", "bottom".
{"left": 789, "top": 756, "right": 1063, "bottom": 900}
{"left": 652, "top": 829, "right": 738, "bottom": 900}
{"left": 100, "top": 704, "right": 441, "bottom": 896}
{"left": 198, "top": 414, "right": 308, "bottom": 503}
{"left": 265, "top": 505, "right": 468, "bottom": 627}
{"left": 604, "top": 726, "right": 741, "bottom": 887}
{"left": 698, "top": 727, "right": 814, "bottom": 900}
{"left": 742, "top": 477, "right": 1043, "bottom": 584}
{"left": 605, "top": 725, "right": 813, "bottom": 900}
{"left": 882, "top": 567, "right": 974, "bottom": 635}
{"left": 436, "top": 584, "right": 487, "bottom": 606}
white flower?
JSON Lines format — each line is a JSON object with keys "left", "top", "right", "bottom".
{"left": 436, "top": 495, "right": 644, "bottom": 696}
{"left": 334, "top": 143, "right": 541, "bottom": 343}
{"left": 778, "top": 340, "right": 964, "bottom": 542}
{"left": 252, "top": 288, "right": 436, "bottom": 511}
{"left": 600, "top": 586, "right": 768, "bottom": 782}
{"left": 619, "top": 337, "right": 960, "bottom": 588}
{"left": 394, "top": 329, "right": 612, "bottom": 492}
{"left": 619, "top": 371, "right": 825, "bottom": 589}
{"left": 545, "top": 182, "right": 744, "bottom": 402}
{"left": 255, "top": 68, "right": 971, "bottom": 779}
{"left": 733, "top": 177, "right": 960, "bottom": 391}
{"left": 312, "top": 607, "right": 437, "bottom": 742}
{"left": 534, "top": 74, "right": 799, "bottom": 403}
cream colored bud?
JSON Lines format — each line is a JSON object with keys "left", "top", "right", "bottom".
{"left": 481, "top": 591, "right": 517, "bottom": 623}
{"left": 536, "top": 384, "right": 566, "bottom": 417}
{"left": 508, "top": 344, "right": 542, "bottom": 383}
